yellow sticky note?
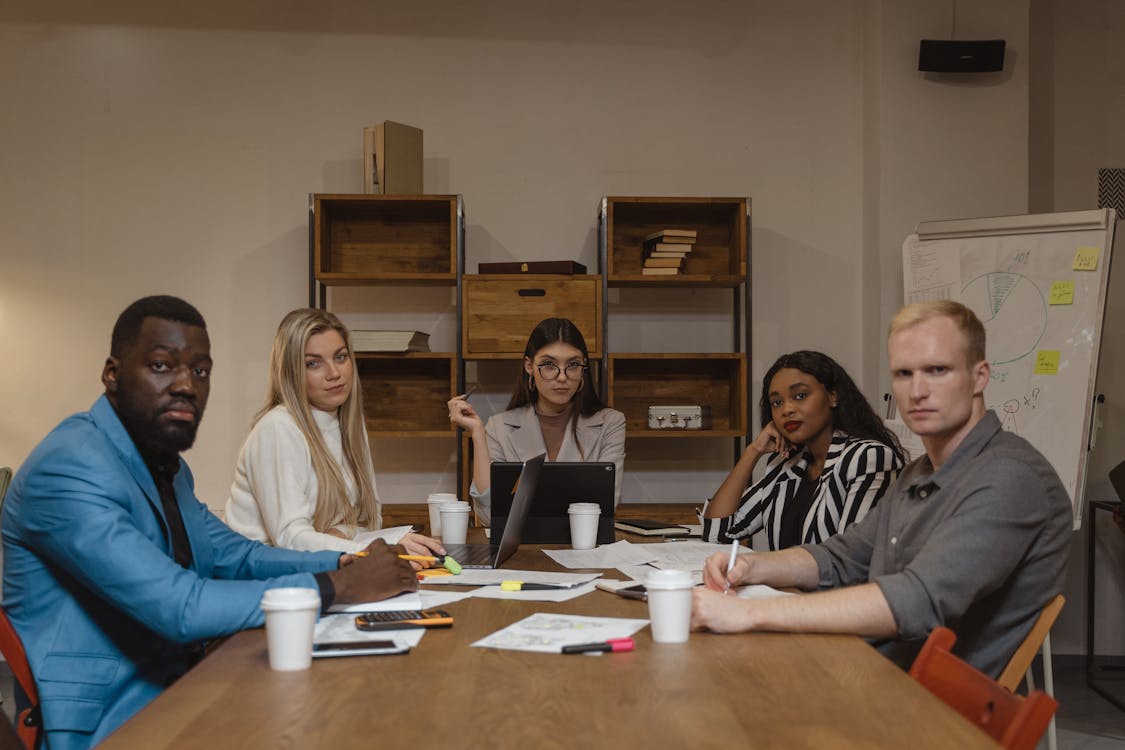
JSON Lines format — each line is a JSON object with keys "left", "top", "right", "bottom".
{"left": 1048, "top": 281, "right": 1075, "bottom": 305}
{"left": 1034, "top": 350, "right": 1060, "bottom": 375}
{"left": 1073, "top": 247, "right": 1100, "bottom": 271}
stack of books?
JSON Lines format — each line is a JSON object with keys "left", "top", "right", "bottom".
{"left": 642, "top": 229, "right": 696, "bottom": 275}
{"left": 350, "top": 330, "right": 430, "bottom": 353}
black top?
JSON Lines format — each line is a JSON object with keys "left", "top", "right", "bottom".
{"left": 777, "top": 474, "right": 819, "bottom": 549}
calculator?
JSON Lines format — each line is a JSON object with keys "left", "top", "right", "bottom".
{"left": 354, "top": 609, "right": 454, "bottom": 630}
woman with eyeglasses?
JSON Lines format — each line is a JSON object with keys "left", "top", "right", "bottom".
{"left": 447, "top": 317, "right": 625, "bottom": 526}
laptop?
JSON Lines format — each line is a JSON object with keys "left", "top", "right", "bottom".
{"left": 489, "top": 461, "right": 615, "bottom": 545}
{"left": 440, "top": 453, "right": 544, "bottom": 569}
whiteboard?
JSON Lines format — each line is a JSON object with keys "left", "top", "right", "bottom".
{"left": 902, "top": 209, "right": 1116, "bottom": 526}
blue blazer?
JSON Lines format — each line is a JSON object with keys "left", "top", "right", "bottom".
{"left": 1, "top": 397, "right": 341, "bottom": 750}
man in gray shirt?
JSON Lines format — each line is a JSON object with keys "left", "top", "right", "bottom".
{"left": 693, "top": 300, "right": 1071, "bottom": 676}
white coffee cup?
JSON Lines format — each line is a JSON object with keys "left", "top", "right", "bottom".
{"left": 645, "top": 569, "right": 694, "bottom": 644}
{"left": 426, "top": 493, "right": 458, "bottom": 537}
{"left": 439, "top": 501, "right": 471, "bottom": 544}
{"left": 567, "top": 502, "right": 601, "bottom": 550}
{"left": 260, "top": 587, "right": 320, "bottom": 671}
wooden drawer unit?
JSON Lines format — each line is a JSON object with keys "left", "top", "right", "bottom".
{"left": 608, "top": 353, "right": 748, "bottom": 437}
{"left": 462, "top": 274, "right": 603, "bottom": 359}
{"left": 604, "top": 196, "right": 748, "bottom": 287}
{"left": 312, "top": 194, "right": 459, "bottom": 284}
{"left": 355, "top": 353, "right": 457, "bottom": 436}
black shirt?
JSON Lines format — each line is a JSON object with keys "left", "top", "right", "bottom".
{"left": 777, "top": 474, "right": 819, "bottom": 549}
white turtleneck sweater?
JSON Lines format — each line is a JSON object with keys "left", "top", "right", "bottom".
{"left": 224, "top": 405, "right": 384, "bottom": 553}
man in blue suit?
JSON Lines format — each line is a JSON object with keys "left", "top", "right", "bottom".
{"left": 2, "top": 296, "right": 417, "bottom": 749}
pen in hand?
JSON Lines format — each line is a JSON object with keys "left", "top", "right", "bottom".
{"left": 724, "top": 539, "right": 739, "bottom": 594}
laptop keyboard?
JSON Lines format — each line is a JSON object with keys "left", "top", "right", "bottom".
{"left": 441, "top": 543, "right": 495, "bottom": 568}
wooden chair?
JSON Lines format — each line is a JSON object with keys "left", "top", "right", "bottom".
{"left": 909, "top": 626, "right": 1057, "bottom": 750}
{"left": 997, "top": 594, "right": 1065, "bottom": 692}
{"left": 997, "top": 594, "right": 1065, "bottom": 750}
{"left": 0, "top": 605, "right": 41, "bottom": 750}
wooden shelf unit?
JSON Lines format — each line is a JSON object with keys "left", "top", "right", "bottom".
{"left": 311, "top": 194, "right": 459, "bottom": 287}
{"left": 607, "top": 353, "right": 748, "bottom": 437}
{"left": 309, "top": 193, "right": 465, "bottom": 448}
{"left": 355, "top": 353, "right": 458, "bottom": 436}
{"left": 604, "top": 196, "right": 747, "bottom": 287}
{"left": 462, "top": 274, "right": 603, "bottom": 359}
{"left": 599, "top": 195, "right": 752, "bottom": 504}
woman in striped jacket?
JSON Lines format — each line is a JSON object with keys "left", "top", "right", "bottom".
{"left": 702, "top": 351, "right": 906, "bottom": 549}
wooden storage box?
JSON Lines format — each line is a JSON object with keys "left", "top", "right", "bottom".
{"left": 462, "top": 274, "right": 603, "bottom": 358}
{"left": 355, "top": 354, "right": 456, "bottom": 436}
{"left": 312, "top": 194, "right": 459, "bottom": 284}
{"left": 608, "top": 353, "right": 747, "bottom": 436}
{"left": 605, "top": 197, "right": 748, "bottom": 286}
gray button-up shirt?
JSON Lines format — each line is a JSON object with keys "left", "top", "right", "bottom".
{"left": 804, "top": 410, "right": 1071, "bottom": 676}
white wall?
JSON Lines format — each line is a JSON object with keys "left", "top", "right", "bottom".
{"left": 1029, "top": 0, "right": 1125, "bottom": 656}
{"left": 0, "top": 0, "right": 878, "bottom": 510}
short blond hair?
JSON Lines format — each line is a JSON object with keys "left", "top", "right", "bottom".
{"left": 888, "top": 301, "right": 986, "bottom": 365}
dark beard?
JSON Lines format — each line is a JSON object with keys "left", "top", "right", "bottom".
{"left": 117, "top": 406, "right": 200, "bottom": 464}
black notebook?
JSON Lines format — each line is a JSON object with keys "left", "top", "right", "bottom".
{"left": 614, "top": 518, "right": 691, "bottom": 537}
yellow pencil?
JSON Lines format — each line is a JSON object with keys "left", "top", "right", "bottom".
{"left": 352, "top": 552, "right": 437, "bottom": 562}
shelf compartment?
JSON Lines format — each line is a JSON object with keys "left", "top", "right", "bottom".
{"left": 462, "top": 274, "right": 603, "bottom": 359}
{"left": 608, "top": 353, "right": 747, "bottom": 437}
{"left": 313, "top": 194, "right": 458, "bottom": 284}
{"left": 604, "top": 197, "right": 748, "bottom": 286}
{"left": 355, "top": 353, "right": 456, "bottom": 435}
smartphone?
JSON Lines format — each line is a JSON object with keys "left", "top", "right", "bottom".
{"left": 354, "top": 609, "right": 454, "bottom": 630}
{"left": 312, "top": 640, "right": 410, "bottom": 658}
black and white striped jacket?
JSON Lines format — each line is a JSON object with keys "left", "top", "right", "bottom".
{"left": 701, "top": 431, "right": 903, "bottom": 550}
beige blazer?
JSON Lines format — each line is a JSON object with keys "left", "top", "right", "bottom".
{"left": 470, "top": 404, "right": 626, "bottom": 526}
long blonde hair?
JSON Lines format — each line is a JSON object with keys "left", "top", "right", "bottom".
{"left": 255, "top": 308, "right": 379, "bottom": 535}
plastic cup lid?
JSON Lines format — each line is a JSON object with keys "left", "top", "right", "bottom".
{"left": 440, "top": 501, "right": 470, "bottom": 512}
{"left": 567, "top": 502, "right": 601, "bottom": 513}
{"left": 260, "top": 587, "right": 320, "bottom": 611}
{"left": 428, "top": 493, "right": 458, "bottom": 503}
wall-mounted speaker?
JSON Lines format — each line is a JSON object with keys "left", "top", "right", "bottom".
{"left": 918, "top": 39, "right": 1005, "bottom": 73}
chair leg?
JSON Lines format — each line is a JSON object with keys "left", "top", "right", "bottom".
{"left": 1043, "top": 632, "right": 1057, "bottom": 750}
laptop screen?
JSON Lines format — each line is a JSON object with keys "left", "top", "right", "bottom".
{"left": 490, "top": 461, "right": 615, "bottom": 545}
{"left": 491, "top": 453, "right": 545, "bottom": 567}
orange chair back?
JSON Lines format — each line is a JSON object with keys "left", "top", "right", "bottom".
{"left": 909, "top": 626, "right": 1057, "bottom": 750}
{"left": 0, "top": 605, "right": 41, "bottom": 750}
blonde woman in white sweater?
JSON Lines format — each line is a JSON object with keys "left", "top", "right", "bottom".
{"left": 225, "top": 308, "right": 442, "bottom": 557}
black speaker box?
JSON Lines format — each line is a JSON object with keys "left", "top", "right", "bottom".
{"left": 918, "top": 39, "right": 1005, "bottom": 73}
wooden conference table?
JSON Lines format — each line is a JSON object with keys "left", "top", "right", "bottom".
{"left": 100, "top": 541, "right": 997, "bottom": 749}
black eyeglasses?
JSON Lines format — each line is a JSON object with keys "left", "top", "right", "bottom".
{"left": 536, "top": 362, "right": 587, "bottom": 381}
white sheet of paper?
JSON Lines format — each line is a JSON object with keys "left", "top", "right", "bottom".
{"left": 327, "top": 591, "right": 422, "bottom": 614}
{"left": 472, "top": 613, "right": 648, "bottom": 653}
{"left": 644, "top": 541, "right": 736, "bottom": 571}
{"left": 542, "top": 540, "right": 659, "bottom": 570}
{"left": 353, "top": 525, "right": 413, "bottom": 547}
{"left": 735, "top": 584, "right": 796, "bottom": 600}
{"left": 314, "top": 612, "right": 426, "bottom": 647}
{"left": 417, "top": 569, "right": 601, "bottom": 587}
{"left": 469, "top": 581, "right": 598, "bottom": 602}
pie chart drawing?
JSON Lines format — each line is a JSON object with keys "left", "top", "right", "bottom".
{"left": 961, "top": 272, "right": 1046, "bottom": 365}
